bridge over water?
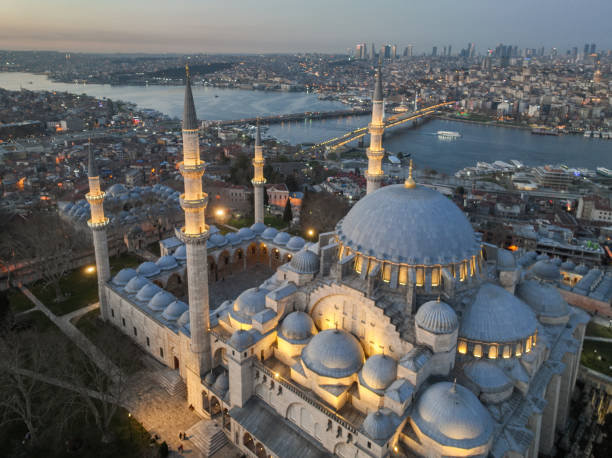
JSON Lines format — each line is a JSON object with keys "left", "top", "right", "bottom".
{"left": 206, "top": 108, "right": 371, "bottom": 127}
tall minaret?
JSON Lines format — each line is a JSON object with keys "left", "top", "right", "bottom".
{"left": 365, "top": 65, "right": 385, "bottom": 194}
{"left": 85, "top": 142, "right": 111, "bottom": 321}
{"left": 252, "top": 119, "right": 266, "bottom": 224}
{"left": 176, "top": 65, "right": 212, "bottom": 378}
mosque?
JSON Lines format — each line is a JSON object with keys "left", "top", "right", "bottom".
{"left": 85, "top": 66, "right": 589, "bottom": 457}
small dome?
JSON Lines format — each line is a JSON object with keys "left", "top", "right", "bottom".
{"left": 162, "top": 300, "right": 188, "bottom": 321}
{"left": 232, "top": 287, "right": 268, "bottom": 318}
{"left": 460, "top": 283, "right": 537, "bottom": 343}
{"left": 213, "top": 373, "right": 229, "bottom": 393}
{"left": 536, "top": 253, "right": 549, "bottom": 261}
{"left": 551, "top": 257, "right": 562, "bottom": 266}
{"left": 174, "top": 245, "right": 187, "bottom": 262}
{"left": 156, "top": 255, "right": 178, "bottom": 271}
{"left": 286, "top": 236, "right": 306, "bottom": 251}
{"left": 112, "top": 268, "right": 137, "bottom": 287}
{"left": 463, "top": 360, "right": 512, "bottom": 394}
{"left": 279, "top": 312, "right": 317, "bottom": 342}
{"left": 209, "top": 233, "right": 227, "bottom": 248}
{"left": 515, "top": 280, "right": 569, "bottom": 319}
{"left": 302, "top": 329, "right": 364, "bottom": 378}
{"left": 531, "top": 260, "right": 561, "bottom": 282}
{"left": 412, "top": 381, "right": 493, "bottom": 448}
{"left": 226, "top": 233, "right": 242, "bottom": 246}
{"left": 415, "top": 300, "right": 458, "bottom": 334}
{"left": 560, "top": 260, "right": 576, "bottom": 271}
{"left": 204, "top": 372, "right": 216, "bottom": 386}
{"left": 125, "top": 275, "right": 149, "bottom": 294}
{"left": 496, "top": 249, "right": 516, "bottom": 270}
{"left": 575, "top": 264, "right": 589, "bottom": 275}
{"left": 361, "top": 354, "right": 397, "bottom": 391}
{"left": 261, "top": 227, "right": 279, "bottom": 240}
{"left": 362, "top": 410, "right": 396, "bottom": 441}
{"left": 250, "top": 222, "right": 267, "bottom": 235}
{"left": 107, "top": 183, "right": 128, "bottom": 196}
{"left": 147, "top": 290, "right": 174, "bottom": 311}
{"left": 237, "top": 227, "right": 255, "bottom": 241}
{"left": 229, "top": 330, "right": 254, "bottom": 350}
{"left": 273, "top": 232, "right": 291, "bottom": 245}
{"left": 209, "top": 225, "right": 220, "bottom": 235}
{"left": 136, "top": 283, "right": 162, "bottom": 303}
{"left": 178, "top": 310, "right": 190, "bottom": 328}
{"left": 137, "top": 261, "right": 161, "bottom": 278}
{"left": 289, "top": 249, "right": 319, "bottom": 274}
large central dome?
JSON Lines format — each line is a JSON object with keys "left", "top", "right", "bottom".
{"left": 336, "top": 184, "right": 480, "bottom": 265}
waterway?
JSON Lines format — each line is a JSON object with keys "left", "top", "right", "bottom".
{"left": 1, "top": 72, "right": 610, "bottom": 175}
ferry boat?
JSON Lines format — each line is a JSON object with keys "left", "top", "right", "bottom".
{"left": 602, "top": 132, "right": 610, "bottom": 140}
{"left": 437, "top": 130, "right": 461, "bottom": 139}
{"left": 596, "top": 167, "right": 612, "bottom": 178}
{"left": 592, "top": 131, "right": 601, "bottom": 139}
{"left": 584, "top": 130, "right": 592, "bottom": 138}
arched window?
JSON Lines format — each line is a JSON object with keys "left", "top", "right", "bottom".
{"left": 457, "top": 340, "right": 467, "bottom": 354}
{"left": 525, "top": 336, "right": 532, "bottom": 353}
{"left": 473, "top": 344, "right": 482, "bottom": 358}
{"left": 382, "top": 264, "right": 391, "bottom": 283}
{"left": 503, "top": 345, "right": 511, "bottom": 359}
{"left": 416, "top": 268, "right": 424, "bottom": 287}
{"left": 515, "top": 343, "right": 522, "bottom": 357}
{"left": 470, "top": 257, "right": 476, "bottom": 277}
{"left": 398, "top": 266, "right": 408, "bottom": 285}
{"left": 460, "top": 261, "right": 467, "bottom": 282}
{"left": 488, "top": 345, "right": 498, "bottom": 359}
{"left": 431, "top": 267, "right": 440, "bottom": 287}
{"left": 354, "top": 255, "right": 363, "bottom": 274}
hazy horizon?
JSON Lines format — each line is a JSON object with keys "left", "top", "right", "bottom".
{"left": 3, "top": 0, "right": 612, "bottom": 55}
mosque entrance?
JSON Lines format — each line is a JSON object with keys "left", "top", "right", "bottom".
{"left": 173, "top": 356, "right": 179, "bottom": 370}
{"left": 210, "top": 396, "right": 222, "bottom": 417}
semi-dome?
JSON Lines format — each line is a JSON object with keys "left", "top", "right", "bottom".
{"left": 250, "top": 222, "right": 267, "bottom": 235}
{"left": 415, "top": 300, "right": 458, "bottom": 334}
{"left": 174, "top": 245, "right": 187, "bottom": 262}
{"left": 137, "top": 261, "right": 161, "bottom": 278}
{"left": 156, "top": 255, "right": 178, "bottom": 271}
{"left": 261, "top": 227, "right": 279, "bottom": 240}
{"left": 289, "top": 249, "right": 319, "bottom": 274}
{"left": 237, "top": 227, "right": 255, "bottom": 241}
{"left": 360, "top": 354, "right": 397, "bottom": 391}
{"left": 515, "top": 280, "right": 569, "bottom": 319}
{"left": 362, "top": 410, "right": 396, "bottom": 441}
{"left": 302, "top": 329, "right": 364, "bottom": 378}
{"left": 273, "top": 232, "right": 291, "bottom": 245}
{"left": 162, "top": 300, "right": 188, "bottom": 321}
{"left": 136, "top": 283, "right": 162, "bottom": 303}
{"left": 561, "top": 260, "right": 576, "bottom": 271}
{"left": 232, "top": 287, "right": 268, "bottom": 318}
{"left": 178, "top": 310, "right": 190, "bottom": 328}
{"left": 530, "top": 260, "right": 560, "bottom": 282}
{"left": 412, "top": 381, "right": 493, "bottom": 449}
{"left": 213, "top": 373, "right": 229, "bottom": 393}
{"left": 463, "top": 360, "right": 513, "bottom": 394}
{"left": 112, "top": 268, "right": 137, "bottom": 287}
{"left": 147, "top": 290, "right": 174, "bottom": 311}
{"left": 229, "top": 330, "right": 254, "bottom": 350}
{"left": 204, "top": 372, "right": 216, "bottom": 386}
{"left": 286, "top": 236, "right": 306, "bottom": 251}
{"left": 125, "top": 275, "right": 149, "bottom": 294}
{"left": 336, "top": 184, "right": 480, "bottom": 265}
{"left": 279, "top": 312, "right": 317, "bottom": 343}
{"left": 496, "top": 249, "right": 516, "bottom": 270}
{"left": 460, "top": 283, "right": 537, "bottom": 343}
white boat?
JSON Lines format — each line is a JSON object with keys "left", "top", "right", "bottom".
{"left": 437, "top": 130, "right": 461, "bottom": 139}
{"left": 592, "top": 131, "right": 601, "bottom": 138}
{"left": 510, "top": 159, "right": 524, "bottom": 169}
{"left": 584, "top": 130, "right": 592, "bottom": 138}
{"left": 596, "top": 167, "right": 612, "bottom": 178}
{"left": 601, "top": 132, "right": 610, "bottom": 140}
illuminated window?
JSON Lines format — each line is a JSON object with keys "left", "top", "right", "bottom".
{"left": 470, "top": 257, "right": 476, "bottom": 276}
{"left": 473, "top": 344, "right": 482, "bottom": 358}
{"left": 354, "top": 256, "right": 363, "bottom": 274}
{"left": 525, "top": 336, "right": 532, "bottom": 353}
{"left": 488, "top": 345, "right": 498, "bottom": 359}
{"left": 367, "top": 259, "right": 377, "bottom": 275}
{"left": 338, "top": 244, "right": 344, "bottom": 260}
{"left": 503, "top": 345, "right": 511, "bottom": 358}
{"left": 515, "top": 343, "right": 522, "bottom": 357}
{"left": 382, "top": 264, "right": 391, "bottom": 283}
{"left": 416, "top": 268, "right": 424, "bottom": 287}
{"left": 399, "top": 266, "right": 408, "bottom": 285}
{"left": 431, "top": 267, "right": 440, "bottom": 287}
{"left": 460, "top": 262, "right": 467, "bottom": 282}
{"left": 458, "top": 340, "right": 467, "bottom": 354}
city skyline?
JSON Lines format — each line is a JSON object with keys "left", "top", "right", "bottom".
{"left": 3, "top": 0, "right": 612, "bottom": 54}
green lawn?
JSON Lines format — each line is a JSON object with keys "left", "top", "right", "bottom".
{"left": 228, "top": 215, "right": 288, "bottom": 230}
{"left": 109, "top": 252, "right": 143, "bottom": 275}
{"left": 147, "top": 242, "right": 161, "bottom": 257}
{"left": 581, "top": 340, "right": 612, "bottom": 377}
{"left": 7, "top": 288, "right": 35, "bottom": 313}
{"left": 74, "top": 309, "right": 146, "bottom": 374}
{"left": 586, "top": 321, "right": 612, "bottom": 339}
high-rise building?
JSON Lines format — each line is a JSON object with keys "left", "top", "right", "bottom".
{"left": 382, "top": 44, "right": 391, "bottom": 59}
{"left": 443, "top": 46, "right": 447, "bottom": 57}
{"left": 584, "top": 43, "right": 590, "bottom": 56}
{"left": 356, "top": 43, "right": 367, "bottom": 59}
{"left": 366, "top": 67, "right": 385, "bottom": 194}
{"left": 468, "top": 42, "right": 476, "bottom": 58}
{"left": 404, "top": 44, "right": 413, "bottom": 57}
{"left": 448, "top": 45, "right": 452, "bottom": 57}
{"left": 370, "top": 42, "right": 376, "bottom": 60}
{"left": 590, "top": 43, "right": 596, "bottom": 54}
{"left": 391, "top": 45, "right": 397, "bottom": 59}
{"left": 432, "top": 46, "right": 438, "bottom": 57}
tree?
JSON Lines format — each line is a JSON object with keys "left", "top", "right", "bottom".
{"left": 285, "top": 174, "right": 299, "bottom": 192}
{"left": 283, "top": 199, "right": 293, "bottom": 223}
{"left": 300, "top": 191, "right": 350, "bottom": 233}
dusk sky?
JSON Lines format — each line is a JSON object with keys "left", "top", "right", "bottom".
{"left": 3, "top": 0, "right": 612, "bottom": 54}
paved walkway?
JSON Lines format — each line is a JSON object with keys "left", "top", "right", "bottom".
{"left": 584, "top": 336, "right": 612, "bottom": 343}
{"left": 63, "top": 301, "right": 99, "bottom": 323}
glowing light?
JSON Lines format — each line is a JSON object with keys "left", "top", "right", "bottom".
{"left": 274, "top": 372, "right": 279, "bottom": 379}
{"left": 507, "top": 245, "right": 519, "bottom": 251}
{"left": 85, "top": 266, "right": 96, "bottom": 274}
{"left": 215, "top": 208, "right": 225, "bottom": 217}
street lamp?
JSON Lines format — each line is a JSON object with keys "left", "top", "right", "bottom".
{"left": 85, "top": 265, "right": 96, "bottom": 274}
{"left": 307, "top": 229, "right": 315, "bottom": 240}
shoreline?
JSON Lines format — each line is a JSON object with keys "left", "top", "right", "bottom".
{"left": 434, "top": 115, "right": 531, "bottom": 131}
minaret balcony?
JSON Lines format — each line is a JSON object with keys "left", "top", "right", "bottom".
{"left": 175, "top": 226, "right": 210, "bottom": 245}
{"left": 180, "top": 193, "right": 208, "bottom": 209}
{"left": 368, "top": 123, "right": 384, "bottom": 132}
{"left": 366, "top": 149, "right": 385, "bottom": 159}
{"left": 252, "top": 158, "right": 265, "bottom": 167}
{"left": 85, "top": 191, "right": 106, "bottom": 202}
{"left": 251, "top": 178, "right": 267, "bottom": 185}
{"left": 179, "top": 162, "right": 206, "bottom": 177}
{"left": 87, "top": 217, "right": 109, "bottom": 229}
{"left": 364, "top": 171, "right": 385, "bottom": 180}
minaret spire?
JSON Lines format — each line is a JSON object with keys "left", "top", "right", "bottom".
{"left": 252, "top": 117, "right": 266, "bottom": 224}
{"left": 365, "top": 65, "right": 385, "bottom": 194}
{"left": 176, "top": 65, "right": 212, "bottom": 387}
{"left": 85, "top": 142, "right": 111, "bottom": 321}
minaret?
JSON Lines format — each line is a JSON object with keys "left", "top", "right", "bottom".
{"left": 176, "top": 65, "right": 212, "bottom": 379}
{"left": 85, "top": 141, "right": 111, "bottom": 321}
{"left": 365, "top": 65, "right": 385, "bottom": 194}
{"left": 252, "top": 119, "right": 266, "bottom": 224}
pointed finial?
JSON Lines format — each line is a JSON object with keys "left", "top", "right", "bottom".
{"left": 451, "top": 378, "right": 457, "bottom": 393}
{"left": 87, "top": 137, "right": 97, "bottom": 177}
{"left": 404, "top": 159, "right": 416, "bottom": 189}
{"left": 255, "top": 117, "right": 261, "bottom": 146}
{"left": 437, "top": 295, "right": 441, "bottom": 302}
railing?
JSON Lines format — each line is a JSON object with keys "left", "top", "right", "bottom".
{"left": 253, "top": 359, "right": 357, "bottom": 434}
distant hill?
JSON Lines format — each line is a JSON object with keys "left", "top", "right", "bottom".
{"left": 145, "top": 63, "right": 233, "bottom": 79}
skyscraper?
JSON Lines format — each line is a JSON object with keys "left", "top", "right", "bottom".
{"left": 356, "top": 43, "right": 367, "bottom": 59}
{"left": 404, "top": 44, "right": 413, "bottom": 57}
{"left": 432, "top": 46, "right": 438, "bottom": 57}
{"left": 590, "top": 43, "right": 596, "bottom": 54}
{"left": 391, "top": 45, "right": 397, "bottom": 59}
{"left": 370, "top": 42, "right": 376, "bottom": 60}
{"left": 448, "top": 45, "right": 452, "bottom": 57}
{"left": 584, "top": 43, "right": 590, "bottom": 56}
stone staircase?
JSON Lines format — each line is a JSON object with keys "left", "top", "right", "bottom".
{"left": 186, "top": 419, "right": 228, "bottom": 457}
{"left": 152, "top": 369, "right": 186, "bottom": 398}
